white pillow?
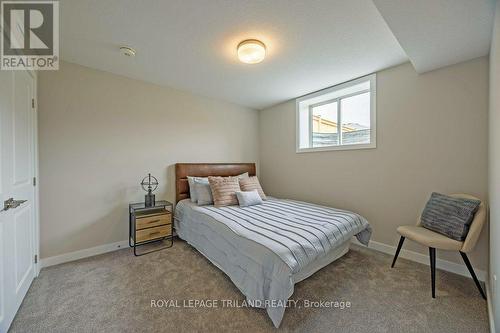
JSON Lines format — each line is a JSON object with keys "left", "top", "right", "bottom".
{"left": 236, "top": 190, "right": 263, "bottom": 207}
{"left": 187, "top": 176, "right": 208, "bottom": 203}
{"left": 187, "top": 172, "right": 249, "bottom": 203}
{"left": 193, "top": 180, "right": 213, "bottom": 206}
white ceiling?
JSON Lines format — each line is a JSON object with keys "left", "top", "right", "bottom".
{"left": 60, "top": 0, "right": 495, "bottom": 110}
{"left": 373, "top": 0, "right": 496, "bottom": 73}
{"left": 60, "top": 0, "right": 408, "bottom": 110}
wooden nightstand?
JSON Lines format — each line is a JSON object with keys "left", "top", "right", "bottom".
{"left": 129, "top": 200, "right": 173, "bottom": 256}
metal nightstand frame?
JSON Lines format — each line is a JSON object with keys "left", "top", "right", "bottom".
{"left": 129, "top": 200, "right": 173, "bottom": 256}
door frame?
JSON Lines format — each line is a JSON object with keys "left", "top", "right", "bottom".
{"left": 27, "top": 69, "right": 40, "bottom": 277}
{"left": 14, "top": 68, "right": 40, "bottom": 276}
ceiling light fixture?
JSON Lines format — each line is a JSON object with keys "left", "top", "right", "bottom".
{"left": 237, "top": 39, "right": 266, "bottom": 64}
{"left": 120, "top": 46, "right": 136, "bottom": 57}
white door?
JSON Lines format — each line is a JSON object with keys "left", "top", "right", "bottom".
{"left": 0, "top": 69, "right": 37, "bottom": 333}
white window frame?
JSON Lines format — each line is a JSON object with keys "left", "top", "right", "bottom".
{"left": 295, "top": 74, "right": 377, "bottom": 153}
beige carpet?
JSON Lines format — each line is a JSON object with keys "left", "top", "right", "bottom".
{"left": 9, "top": 239, "right": 489, "bottom": 333}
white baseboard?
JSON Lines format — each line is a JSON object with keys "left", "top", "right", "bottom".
{"left": 41, "top": 237, "right": 487, "bottom": 281}
{"left": 40, "top": 240, "right": 129, "bottom": 269}
{"left": 351, "top": 238, "right": 487, "bottom": 282}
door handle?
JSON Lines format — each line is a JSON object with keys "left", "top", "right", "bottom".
{"left": 1, "top": 198, "right": 27, "bottom": 212}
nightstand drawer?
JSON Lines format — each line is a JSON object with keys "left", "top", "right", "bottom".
{"left": 129, "top": 201, "right": 173, "bottom": 256}
{"left": 136, "top": 213, "right": 171, "bottom": 230}
{"left": 136, "top": 225, "right": 171, "bottom": 242}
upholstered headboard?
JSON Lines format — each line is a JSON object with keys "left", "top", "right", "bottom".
{"left": 175, "top": 163, "right": 256, "bottom": 203}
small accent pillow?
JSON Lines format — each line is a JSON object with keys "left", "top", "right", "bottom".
{"left": 239, "top": 176, "right": 267, "bottom": 200}
{"left": 421, "top": 192, "right": 481, "bottom": 241}
{"left": 187, "top": 172, "right": 248, "bottom": 203}
{"left": 236, "top": 190, "right": 263, "bottom": 207}
{"left": 208, "top": 176, "right": 241, "bottom": 207}
{"left": 193, "top": 180, "right": 213, "bottom": 206}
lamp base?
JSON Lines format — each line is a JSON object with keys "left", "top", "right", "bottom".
{"left": 145, "top": 194, "right": 155, "bottom": 207}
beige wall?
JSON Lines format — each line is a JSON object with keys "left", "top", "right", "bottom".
{"left": 38, "top": 61, "right": 259, "bottom": 258}
{"left": 489, "top": 0, "right": 500, "bottom": 327}
{"left": 40, "top": 57, "right": 489, "bottom": 272}
{"left": 259, "top": 58, "right": 489, "bottom": 270}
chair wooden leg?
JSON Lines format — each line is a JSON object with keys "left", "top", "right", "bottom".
{"left": 391, "top": 236, "right": 405, "bottom": 268}
{"left": 429, "top": 247, "right": 436, "bottom": 298}
{"left": 459, "top": 252, "right": 486, "bottom": 300}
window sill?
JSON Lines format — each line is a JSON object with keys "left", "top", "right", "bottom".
{"left": 296, "top": 142, "right": 376, "bottom": 153}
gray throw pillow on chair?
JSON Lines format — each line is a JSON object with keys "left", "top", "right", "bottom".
{"left": 421, "top": 192, "right": 481, "bottom": 241}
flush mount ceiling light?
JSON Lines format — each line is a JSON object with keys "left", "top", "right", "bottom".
{"left": 237, "top": 39, "right": 266, "bottom": 64}
{"left": 119, "top": 46, "right": 136, "bottom": 57}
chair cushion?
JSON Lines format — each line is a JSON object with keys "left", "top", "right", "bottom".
{"left": 397, "top": 225, "right": 463, "bottom": 250}
{"left": 420, "top": 192, "right": 481, "bottom": 241}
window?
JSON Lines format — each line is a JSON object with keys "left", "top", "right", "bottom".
{"left": 296, "top": 74, "right": 376, "bottom": 152}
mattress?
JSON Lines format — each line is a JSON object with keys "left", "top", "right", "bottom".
{"left": 174, "top": 198, "right": 371, "bottom": 327}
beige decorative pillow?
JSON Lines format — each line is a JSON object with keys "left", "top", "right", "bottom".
{"left": 239, "top": 176, "right": 267, "bottom": 200}
{"left": 208, "top": 176, "right": 241, "bottom": 207}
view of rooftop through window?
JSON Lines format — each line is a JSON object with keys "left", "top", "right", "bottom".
{"left": 311, "top": 92, "right": 370, "bottom": 147}
{"left": 297, "top": 74, "right": 375, "bottom": 152}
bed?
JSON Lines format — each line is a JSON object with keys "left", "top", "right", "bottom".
{"left": 174, "top": 163, "right": 372, "bottom": 327}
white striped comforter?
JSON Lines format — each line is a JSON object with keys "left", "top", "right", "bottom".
{"left": 197, "top": 198, "right": 372, "bottom": 274}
